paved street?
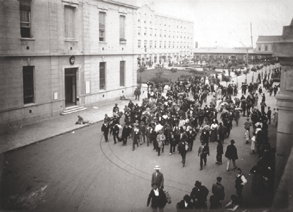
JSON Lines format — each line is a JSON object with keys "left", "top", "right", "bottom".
{"left": 0, "top": 86, "right": 278, "bottom": 212}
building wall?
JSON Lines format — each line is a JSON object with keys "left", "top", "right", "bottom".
{"left": 0, "top": 0, "right": 138, "bottom": 132}
{"left": 136, "top": 4, "right": 194, "bottom": 65}
{"left": 256, "top": 43, "right": 273, "bottom": 52}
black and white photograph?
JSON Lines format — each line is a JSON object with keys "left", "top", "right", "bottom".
{"left": 0, "top": 0, "right": 292, "bottom": 211}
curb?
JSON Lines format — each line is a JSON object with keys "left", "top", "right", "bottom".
{"left": 4, "top": 119, "right": 104, "bottom": 154}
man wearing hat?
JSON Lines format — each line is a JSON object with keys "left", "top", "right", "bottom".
{"left": 190, "top": 181, "right": 209, "bottom": 209}
{"left": 151, "top": 165, "right": 164, "bottom": 189}
{"left": 225, "top": 140, "right": 238, "bottom": 171}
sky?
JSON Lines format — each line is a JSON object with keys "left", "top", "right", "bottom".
{"left": 136, "top": 0, "right": 293, "bottom": 48}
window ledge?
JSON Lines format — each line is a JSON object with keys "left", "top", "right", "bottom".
{"left": 20, "top": 38, "right": 35, "bottom": 41}
{"left": 99, "top": 41, "right": 107, "bottom": 44}
{"left": 23, "top": 103, "right": 36, "bottom": 107}
{"left": 120, "top": 41, "right": 126, "bottom": 44}
{"left": 65, "top": 39, "right": 78, "bottom": 42}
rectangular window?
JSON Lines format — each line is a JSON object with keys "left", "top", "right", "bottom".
{"left": 138, "top": 40, "right": 141, "bottom": 48}
{"left": 154, "top": 41, "right": 156, "bottom": 48}
{"left": 120, "top": 61, "right": 125, "bottom": 86}
{"left": 119, "top": 15, "right": 125, "bottom": 40}
{"left": 164, "top": 41, "right": 166, "bottom": 48}
{"left": 160, "top": 41, "right": 161, "bottom": 48}
{"left": 64, "top": 5, "right": 75, "bottom": 39}
{"left": 150, "top": 40, "right": 152, "bottom": 48}
{"left": 138, "top": 26, "right": 141, "bottom": 35}
{"left": 23, "top": 66, "right": 34, "bottom": 104}
{"left": 144, "top": 40, "right": 147, "bottom": 48}
{"left": 150, "top": 28, "right": 152, "bottom": 36}
{"left": 20, "top": 0, "right": 31, "bottom": 38}
{"left": 169, "top": 41, "right": 171, "bottom": 48}
{"left": 265, "top": 45, "right": 268, "bottom": 51}
{"left": 99, "top": 12, "right": 106, "bottom": 41}
{"left": 144, "top": 27, "right": 147, "bottom": 35}
{"left": 100, "top": 62, "right": 106, "bottom": 90}
{"left": 155, "top": 29, "right": 157, "bottom": 36}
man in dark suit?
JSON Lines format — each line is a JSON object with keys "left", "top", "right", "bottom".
{"left": 151, "top": 165, "right": 164, "bottom": 189}
{"left": 121, "top": 124, "right": 132, "bottom": 146}
{"left": 111, "top": 123, "right": 120, "bottom": 144}
{"left": 101, "top": 121, "right": 109, "bottom": 142}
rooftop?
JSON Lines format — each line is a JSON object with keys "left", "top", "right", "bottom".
{"left": 256, "top": 36, "right": 282, "bottom": 43}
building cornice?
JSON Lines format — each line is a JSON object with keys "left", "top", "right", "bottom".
{"left": 98, "top": 0, "right": 139, "bottom": 9}
{"left": 0, "top": 53, "right": 140, "bottom": 58}
{"left": 155, "top": 13, "right": 193, "bottom": 24}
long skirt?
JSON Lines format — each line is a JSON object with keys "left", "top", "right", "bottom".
{"left": 210, "top": 129, "right": 217, "bottom": 142}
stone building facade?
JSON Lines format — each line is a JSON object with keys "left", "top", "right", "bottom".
{"left": 271, "top": 19, "right": 293, "bottom": 211}
{"left": 136, "top": 4, "right": 194, "bottom": 66}
{"left": 0, "top": 0, "right": 138, "bottom": 131}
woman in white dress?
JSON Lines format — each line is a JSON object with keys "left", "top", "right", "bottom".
{"left": 273, "top": 108, "right": 279, "bottom": 127}
{"left": 210, "top": 119, "right": 219, "bottom": 142}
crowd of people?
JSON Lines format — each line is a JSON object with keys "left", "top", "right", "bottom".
{"left": 99, "top": 70, "right": 278, "bottom": 211}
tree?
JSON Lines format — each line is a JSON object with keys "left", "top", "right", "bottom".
{"left": 170, "top": 68, "right": 177, "bottom": 73}
{"left": 155, "top": 64, "right": 163, "bottom": 79}
{"left": 137, "top": 65, "right": 146, "bottom": 85}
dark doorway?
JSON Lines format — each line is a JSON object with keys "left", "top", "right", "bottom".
{"left": 65, "top": 68, "right": 77, "bottom": 107}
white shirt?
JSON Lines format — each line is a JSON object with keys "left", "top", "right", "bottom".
{"left": 237, "top": 174, "right": 248, "bottom": 185}
{"left": 154, "top": 188, "right": 159, "bottom": 196}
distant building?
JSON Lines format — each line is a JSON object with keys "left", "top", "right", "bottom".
{"left": 0, "top": 0, "right": 138, "bottom": 131}
{"left": 136, "top": 4, "right": 194, "bottom": 66}
{"left": 256, "top": 35, "right": 282, "bottom": 52}
{"left": 192, "top": 47, "right": 274, "bottom": 63}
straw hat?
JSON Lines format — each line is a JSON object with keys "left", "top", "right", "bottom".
{"left": 154, "top": 165, "right": 161, "bottom": 170}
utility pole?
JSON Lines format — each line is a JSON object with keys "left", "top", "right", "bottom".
{"left": 246, "top": 48, "right": 249, "bottom": 84}
{"left": 250, "top": 23, "right": 253, "bottom": 49}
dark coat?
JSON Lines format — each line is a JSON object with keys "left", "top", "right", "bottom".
{"left": 101, "top": 123, "right": 109, "bottom": 133}
{"left": 147, "top": 188, "right": 166, "bottom": 209}
{"left": 217, "top": 143, "right": 223, "bottom": 155}
{"left": 212, "top": 182, "right": 225, "bottom": 201}
{"left": 225, "top": 144, "right": 238, "bottom": 160}
{"left": 122, "top": 126, "right": 131, "bottom": 138}
{"left": 151, "top": 172, "right": 164, "bottom": 188}
{"left": 176, "top": 200, "right": 194, "bottom": 211}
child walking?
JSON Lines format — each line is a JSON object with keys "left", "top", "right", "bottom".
{"left": 245, "top": 129, "right": 250, "bottom": 144}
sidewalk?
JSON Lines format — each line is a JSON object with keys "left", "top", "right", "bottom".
{"left": 0, "top": 96, "right": 143, "bottom": 154}
{"left": 0, "top": 78, "right": 277, "bottom": 154}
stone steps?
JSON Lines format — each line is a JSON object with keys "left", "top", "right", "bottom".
{"left": 61, "top": 106, "right": 87, "bottom": 115}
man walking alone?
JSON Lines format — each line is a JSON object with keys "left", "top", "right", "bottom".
{"left": 151, "top": 165, "right": 164, "bottom": 189}
{"left": 198, "top": 142, "right": 209, "bottom": 170}
{"left": 225, "top": 140, "right": 238, "bottom": 171}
